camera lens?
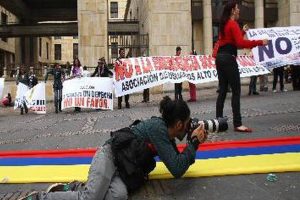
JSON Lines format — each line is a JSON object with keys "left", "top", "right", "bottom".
{"left": 200, "top": 117, "right": 228, "bottom": 133}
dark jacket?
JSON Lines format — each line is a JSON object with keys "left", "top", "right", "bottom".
{"left": 91, "top": 65, "right": 113, "bottom": 77}
{"left": 45, "top": 68, "right": 65, "bottom": 90}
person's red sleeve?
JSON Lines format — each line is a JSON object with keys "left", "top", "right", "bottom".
{"left": 230, "top": 21, "right": 263, "bottom": 49}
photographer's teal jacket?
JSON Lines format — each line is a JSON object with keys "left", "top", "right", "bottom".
{"left": 131, "top": 117, "right": 197, "bottom": 178}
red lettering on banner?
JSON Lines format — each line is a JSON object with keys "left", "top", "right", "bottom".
{"left": 173, "top": 57, "right": 183, "bottom": 71}
{"left": 134, "top": 58, "right": 142, "bottom": 75}
{"left": 115, "top": 62, "right": 125, "bottom": 81}
{"left": 115, "top": 61, "right": 133, "bottom": 81}
{"left": 236, "top": 56, "right": 255, "bottom": 67}
{"left": 141, "top": 57, "right": 153, "bottom": 73}
{"left": 199, "top": 55, "right": 215, "bottom": 69}
{"left": 152, "top": 57, "right": 165, "bottom": 71}
{"left": 245, "top": 56, "right": 256, "bottom": 66}
{"left": 181, "top": 57, "right": 189, "bottom": 71}
{"left": 86, "top": 98, "right": 108, "bottom": 109}
{"left": 64, "top": 98, "right": 72, "bottom": 107}
{"left": 188, "top": 56, "right": 200, "bottom": 71}
{"left": 125, "top": 64, "right": 133, "bottom": 78}
{"left": 75, "top": 97, "right": 84, "bottom": 107}
{"left": 31, "top": 106, "right": 46, "bottom": 111}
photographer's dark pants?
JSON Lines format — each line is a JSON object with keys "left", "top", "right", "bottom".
{"left": 174, "top": 83, "right": 183, "bottom": 100}
{"left": 216, "top": 53, "right": 242, "bottom": 128}
{"left": 272, "top": 67, "right": 284, "bottom": 91}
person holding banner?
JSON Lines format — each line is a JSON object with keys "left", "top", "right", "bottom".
{"left": 45, "top": 63, "right": 66, "bottom": 113}
{"left": 117, "top": 48, "right": 130, "bottom": 109}
{"left": 91, "top": 57, "right": 113, "bottom": 78}
{"left": 16, "top": 67, "right": 29, "bottom": 115}
{"left": 19, "top": 96, "right": 207, "bottom": 200}
{"left": 71, "top": 58, "right": 83, "bottom": 112}
{"left": 213, "top": 1, "right": 268, "bottom": 132}
{"left": 174, "top": 46, "right": 183, "bottom": 101}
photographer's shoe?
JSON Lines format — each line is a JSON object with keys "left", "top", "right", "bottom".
{"left": 47, "top": 181, "right": 84, "bottom": 193}
{"left": 18, "top": 191, "right": 39, "bottom": 200}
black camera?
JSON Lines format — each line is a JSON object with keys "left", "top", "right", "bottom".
{"left": 186, "top": 117, "right": 228, "bottom": 140}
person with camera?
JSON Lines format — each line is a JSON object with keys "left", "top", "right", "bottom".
{"left": 213, "top": 1, "right": 268, "bottom": 132}
{"left": 19, "top": 96, "right": 207, "bottom": 200}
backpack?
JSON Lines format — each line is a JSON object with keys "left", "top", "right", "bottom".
{"left": 110, "top": 127, "right": 156, "bottom": 192}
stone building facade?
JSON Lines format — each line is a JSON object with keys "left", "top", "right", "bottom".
{"left": 0, "top": 6, "right": 16, "bottom": 77}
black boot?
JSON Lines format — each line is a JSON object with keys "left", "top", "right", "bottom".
{"left": 24, "top": 103, "right": 28, "bottom": 114}
{"left": 55, "top": 100, "right": 58, "bottom": 113}
{"left": 20, "top": 108, "right": 24, "bottom": 115}
{"left": 118, "top": 97, "right": 122, "bottom": 109}
{"left": 59, "top": 101, "right": 62, "bottom": 112}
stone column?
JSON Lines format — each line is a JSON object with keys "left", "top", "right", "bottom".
{"left": 255, "top": 0, "right": 268, "bottom": 91}
{"left": 15, "top": 38, "right": 22, "bottom": 66}
{"left": 203, "top": 0, "right": 213, "bottom": 55}
{"left": 255, "top": 0, "right": 264, "bottom": 28}
{"left": 78, "top": 0, "right": 108, "bottom": 67}
{"left": 290, "top": 0, "right": 300, "bottom": 26}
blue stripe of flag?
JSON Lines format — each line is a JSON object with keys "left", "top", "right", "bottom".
{"left": 1, "top": 144, "right": 300, "bottom": 166}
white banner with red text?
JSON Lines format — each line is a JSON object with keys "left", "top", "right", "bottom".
{"left": 247, "top": 26, "right": 300, "bottom": 69}
{"left": 62, "top": 77, "right": 113, "bottom": 110}
{"left": 114, "top": 55, "right": 270, "bottom": 97}
{"left": 14, "top": 82, "right": 46, "bottom": 114}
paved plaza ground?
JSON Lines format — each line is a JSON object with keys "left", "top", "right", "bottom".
{"left": 0, "top": 82, "right": 300, "bottom": 200}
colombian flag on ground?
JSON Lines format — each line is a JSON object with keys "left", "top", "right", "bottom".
{"left": 0, "top": 136, "right": 300, "bottom": 183}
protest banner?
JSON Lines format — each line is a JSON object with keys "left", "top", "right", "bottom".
{"left": 25, "top": 82, "right": 46, "bottom": 114}
{"left": 114, "top": 55, "right": 269, "bottom": 97}
{"left": 14, "top": 83, "right": 29, "bottom": 110}
{"left": 0, "top": 78, "right": 4, "bottom": 98}
{"left": 247, "top": 26, "right": 300, "bottom": 69}
{"left": 14, "top": 83, "right": 46, "bottom": 114}
{"left": 62, "top": 77, "right": 114, "bottom": 110}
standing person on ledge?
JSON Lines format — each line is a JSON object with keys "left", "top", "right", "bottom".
{"left": 117, "top": 48, "right": 130, "bottom": 109}
{"left": 174, "top": 46, "right": 183, "bottom": 101}
{"left": 213, "top": 0, "right": 268, "bottom": 132}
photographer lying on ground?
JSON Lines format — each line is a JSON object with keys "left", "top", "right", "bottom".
{"left": 20, "top": 96, "right": 207, "bottom": 200}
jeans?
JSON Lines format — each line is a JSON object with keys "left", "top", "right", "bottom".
{"left": 39, "top": 145, "right": 128, "bottom": 200}
{"left": 215, "top": 53, "right": 242, "bottom": 127}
